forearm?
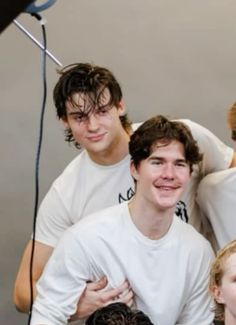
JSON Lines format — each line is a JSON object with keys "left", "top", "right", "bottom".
{"left": 13, "top": 240, "right": 53, "bottom": 313}
{"left": 13, "top": 242, "right": 37, "bottom": 312}
{"left": 13, "top": 280, "right": 37, "bottom": 313}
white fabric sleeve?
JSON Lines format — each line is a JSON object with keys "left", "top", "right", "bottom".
{"left": 181, "top": 119, "right": 234, "bottom": 173}
{"left": 31, "top": 228, "right": 91, "bottom": 325}
{"left": 176, "top": 241, "right": 215, "bottom": 324}
{"left": 34, "top": 183, "right": 72, "bottom": 247}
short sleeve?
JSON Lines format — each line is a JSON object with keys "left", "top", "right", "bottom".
{"left": 34, "top": 182, "right": 72, "bottom": 247}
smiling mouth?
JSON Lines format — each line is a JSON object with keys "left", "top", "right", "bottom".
{"left": 156, "top": 186, "right": 179, "bottom": 191}
{"left": 87, "top": 133, "right": 106, "bottom": 141}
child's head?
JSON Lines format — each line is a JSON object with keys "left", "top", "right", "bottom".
{"left": 209, "top": 240, "right": 236, "bottom": 322}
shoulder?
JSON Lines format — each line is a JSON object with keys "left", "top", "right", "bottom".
{"left": 177, "top": 119, "right": 234, "bottom": 171}
{"left": 198, "top": 167, "right": 236, "bottom": 202}
{"left": 70, "top": 203, "right": 128, "bottom": 237}
{"left": 59, "top": 151, "right": 87, "bottom": 176}
{"left": 174, "top": 217, "right": 214, "bottom": 256}
{"left": 52, "top": 151, "right": 87, "bottom": 187}
{"left": 62, "top": 203, "right": 128, "bottom": 256}
{"left": 175, "top": 118, "right": 212, "bottom": 137}
{"left": 174, "top": 118, "right": 224, "bottom": 144}
{"left": 200, "top": 167, "right": 236, "bottom": 187}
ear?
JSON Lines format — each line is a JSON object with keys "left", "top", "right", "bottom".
{"left": 212, "top": 285, "right": 225, "bottom": 304}
{"left": 130, "top": 161, "right": 139, "bottom": 182}
{"left": 117, "top": 100, "right": 126, "bottom": 116}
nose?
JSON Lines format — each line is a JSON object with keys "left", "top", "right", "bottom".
{"left": 161, "top": 163, "right": 175, "bottom": 180}
{"left": 87, "top": 113, "right": 99, "bottom": 131}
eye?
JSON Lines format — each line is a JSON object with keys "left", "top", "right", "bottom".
{"left": 96, "top": 105, "right": 110, "bottom": 115}
{"left": 73, "top": 114, "right": 88, "bottom": 123}
{"left": 98, "top": 109, "right": 107, "bottom": 115}
{"left": 151, "top": 160, "right": 162, "bottom": 165}
{"left": 175, "top": 161, "right": 187, "bottom": 167}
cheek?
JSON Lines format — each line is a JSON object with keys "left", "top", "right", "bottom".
{"left": 69, "top": 121, "right": 85, "bottom": 135}
{"left": 179, "top": 170, "right": 191, "bottom": 182}
{"left": 137, "top": 170, "right": 155, "bottom": 186}
{"left": 103, "top": 114, "right": 117, "bottom": 128}
{"left": 67, "top": 123, "right": 87, "bottom": 143}
{"left": 221, "top": 284, "right": 236, "bottom": 305}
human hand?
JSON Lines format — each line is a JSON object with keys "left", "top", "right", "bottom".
{"left": 70, "top": 277, "right": 134, "bottom": 321}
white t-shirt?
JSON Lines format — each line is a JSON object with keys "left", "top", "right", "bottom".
{"left": 197, "top": 167, "right": 236, "bottom": 248}
{"left": 31, "top": 203, "right": 215, "bottom": 325}
{"left": 35, "top": 119, "right": 234, "bottom": 247}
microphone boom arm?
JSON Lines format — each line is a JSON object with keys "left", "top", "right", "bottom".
{"left": 13, "top": 19, "right": 63, "bottom": 67}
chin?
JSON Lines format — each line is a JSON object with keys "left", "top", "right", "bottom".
{"left": 88, "top": 142, "right": 108, "bottom": 152}
{"left": 157, "top": 200, "right": 178, "bottom": 210}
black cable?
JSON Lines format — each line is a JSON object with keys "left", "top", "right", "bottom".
{"left": 27, "top": 13, "right": 47, "bottom": 325}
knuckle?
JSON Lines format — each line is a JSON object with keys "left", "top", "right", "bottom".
{"left": 99, "top": 296, "right": 108, "bottom": 305}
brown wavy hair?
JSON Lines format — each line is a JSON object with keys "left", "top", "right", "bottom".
{"left": 129, "top": 115, "right": 203, "bottom": 172}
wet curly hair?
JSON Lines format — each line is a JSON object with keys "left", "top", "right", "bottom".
{"left": 53, "top": 63, "right": 131, "bottom": 149}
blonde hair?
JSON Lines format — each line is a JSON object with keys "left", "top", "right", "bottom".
{"left": 209, "top": 240, "right": 236, "bottom": 321}
{"left": 227, "top": 102, "right": 236, "bottom": 140}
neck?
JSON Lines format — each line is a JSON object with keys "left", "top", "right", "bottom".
{"left": 128, "top": 196, "right": 175, "bottom": 240}
{"left": 88, "top": 128, "right": 130, "bottom": 165}
{"left": 225, "top": 308, "right": 236, "bottom": 325}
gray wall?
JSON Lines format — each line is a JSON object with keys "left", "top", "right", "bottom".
{"left": 1, "top": 1, "right": 236, "bottom": 324}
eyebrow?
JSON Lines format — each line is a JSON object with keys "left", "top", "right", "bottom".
{"left": 67, "top": 111, "right": 86, "bottom": 116}
{"left": 175, "top": 158, "right": 187, "bottom": 163}
{"left": 149, "top": 156, "right": 187, "bottom": 162}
